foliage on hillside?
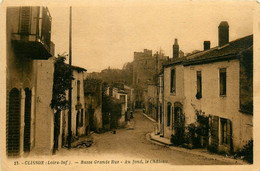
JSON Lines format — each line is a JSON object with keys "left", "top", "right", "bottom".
{"left": 87, "top": 62, "right": 133, "bottom": 86}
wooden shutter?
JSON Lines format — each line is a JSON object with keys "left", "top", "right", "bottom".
{"left": 20, "top": 7, "right": 31, "bottom": 34}
{"left": 211, "top": 116, "right": 219, "bottom": 150}
{"left": 227, "top": 119, "right": 233, "bottom": 152}
{"left": 7, "top": 88, "right": 21, "bottom": 155}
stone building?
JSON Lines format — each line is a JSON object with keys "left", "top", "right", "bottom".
{"left": 111, "top": 87, "right": 128, "bottom": 127}
{"left": 132, "top": 49, "right": 168, "bottom": 108}
{"left": 84, "top": 78, "right": 103, "bottom": 133}
{"left": 61, "top": 65, "right": 87, "bottom": 146}
{"left": 157, "top": 21, "right": 253, "bottom": 154}
{"left": 124, "top": 85, "right": 135, "bottom": 114}
{"left": 183, "top": 34, "right": 253, "bottom": 153}
{"left": 161, "top": 56, "right": 185, "bottom": 140}
{"left": 143, "top": 83, "right": 158, "bottom": 121}
{"left": 6, "top": 7, "right": 55, "bottom": 156}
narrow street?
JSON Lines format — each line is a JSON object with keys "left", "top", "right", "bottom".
{"left": 57, "top": 110, "right": 235, "bottom": 165}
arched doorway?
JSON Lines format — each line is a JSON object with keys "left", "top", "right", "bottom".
{"left": 24, "top": 88, "right": 31, "bottom": 152}
{"left": 76, "top": 111, "right": 79, "bottom": 136}
{"left": 7, "top": 88, "right": 21, "bottom": 156}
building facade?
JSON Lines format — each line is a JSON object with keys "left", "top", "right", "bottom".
{"left": 6, "top": 7, "right": 55, "bottom": 156}
{"left": 157, "top": 21, "right": 253, "bottom": 154}
{"left": 162, "top": 58, "right": 185, "bottom": 140}
{"left": 61, "top": 66, "right": 87, "bottom": 146}
{"left": 143, "top": 83, "right": 158, "bottom": 121}
{"left": 183, "top": 34, "right": 253, "bottom": 153}
{"left": 84, "top": 78, "right": 103, "bottom": 133}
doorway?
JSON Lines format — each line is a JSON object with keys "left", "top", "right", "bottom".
{"left": 24, "top": 88, "right": 31, "bottom": 152}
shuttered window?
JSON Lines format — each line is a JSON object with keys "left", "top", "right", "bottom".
{"left": 20, "top": 7, "right": 31, "bottom": 34}
{"left": 211, "top": 115, "right": 219, "bottom": 151}
{"left": 7, "top": 88, "right": 21, "bottom": 155}
{"left": 221, "top": 118, "right": 232, "bottom": 145}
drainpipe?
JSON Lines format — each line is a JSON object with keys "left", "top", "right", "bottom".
{"left": 161, "top": 67, "right": 165, "bottom": 137}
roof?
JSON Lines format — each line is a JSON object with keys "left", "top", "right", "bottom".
{"left": 65, "top": 64, "right": 87, "bottom": 72}
{"left": 163, "top": 34, "right": 253, "bottom": 68}
{"left": 163, "top": 56, "right": 185, "bottom": 68}
{"left": 183, "top": 34, "right": 253, "bottom": 66}
{"left": 71, "top": 65, "right": 87, "bottom": 72}
{"left": 117, "top": 90, "right": 128, "bottom": 94}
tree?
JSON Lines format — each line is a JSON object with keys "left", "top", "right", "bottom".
{"left": 50, "top": 55, "right": 74, "bottom": 153}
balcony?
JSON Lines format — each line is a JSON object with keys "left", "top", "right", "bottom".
{"left": 11, "top": 7, "right": 53, "bottom": 59}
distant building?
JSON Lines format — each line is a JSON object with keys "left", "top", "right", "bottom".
{"left": 61, "top": 65, "right": 87, "bottom": 146}
{"left": 124, "top": 85, "right": 135, "bottom": 114}
{"left": 132, "top": 49, "right": 168, "bottom": 108}
{"left": 6, "top": 7, "right": 55, "bottom": 156}
{"left": 111, "top": 87, "right": 128, "bottom": 127}
{"left": 143, "top": 82, "right": 158, "bottom": 121}
{"left": 84, "top": 78, "right": 103, "bottom": 133}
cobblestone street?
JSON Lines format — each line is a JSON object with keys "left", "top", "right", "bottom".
{"left": 56, "top": 110, "right": 237, "bottom": 165}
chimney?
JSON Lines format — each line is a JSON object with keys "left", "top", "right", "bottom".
{"left": 218, "top": 21, "right": 229, "bottom": 47}
{"left": 203, "top": 41, "right": 210, "bottom": 50}
{"left": 173, "top": 38, "right": 179, "bottom": 58}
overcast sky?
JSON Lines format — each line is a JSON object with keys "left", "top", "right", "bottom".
{"left": 48, "top": 1, "right": 254, "bottom": 72}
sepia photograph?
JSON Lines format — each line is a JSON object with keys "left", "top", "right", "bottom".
{"left": 1, "top": 0, "right": 260, "bottom": 170}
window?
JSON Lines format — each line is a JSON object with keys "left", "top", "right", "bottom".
{"left": 219, "top": 68, "right": 227, "bottom": 96}
{"left": 77, "top": 80, "right": 80, "bottom": 101}
{"left": 196, "top": 71, "right": 202, "bottom": 99}
{"left": 167, "top": 103, "right": 171, "bottom": 126}
{"left": 120, "top": 95, "right": 125, "bottom": 103}
{"left": 221, "top": 118, "right": 228, "bottom": 144}
{"left": 220, "top": 118, "right": 232, "bottom": 146}
{"left": 170, "top": 69, "right": 176, "bottom": 94}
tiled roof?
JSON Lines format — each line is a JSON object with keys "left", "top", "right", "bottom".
{"left": 183, "top": 35, "right": 253, "bottom": 66}
{"left": 163, "top": 34, "right": 253, "bottom": 68}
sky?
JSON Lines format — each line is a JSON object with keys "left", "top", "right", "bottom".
{"left": 48, "top": 0, "right": 255, "bottom": 72}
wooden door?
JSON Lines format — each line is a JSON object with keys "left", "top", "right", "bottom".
{"left": 24, "top": 88, "right": 31, "bottom": 152}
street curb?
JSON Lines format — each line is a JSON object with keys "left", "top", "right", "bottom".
{"left": 146, "top": 133, "right": 248, "bottom": 165}
{"left": 142, "top": 113, "right": 156, "bottom": 123}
